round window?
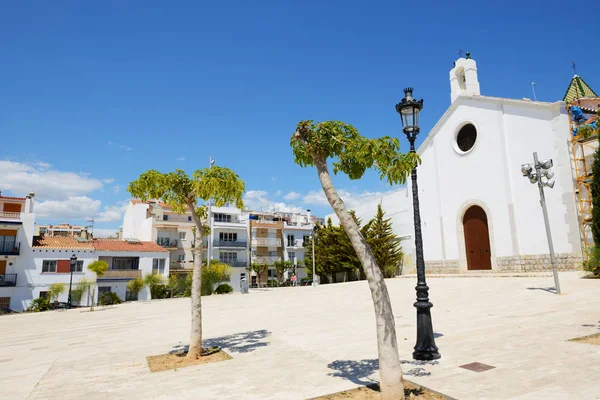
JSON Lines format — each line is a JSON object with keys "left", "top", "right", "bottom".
{"left": 456, "top": 124, "right": 477, "bottom": 152}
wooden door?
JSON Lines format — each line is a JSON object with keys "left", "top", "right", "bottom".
{"left": 463, "top": 206, "right": 492, "bottom": 270}
{"left": 0, "top": 260, "right": 6, "bottom": 275}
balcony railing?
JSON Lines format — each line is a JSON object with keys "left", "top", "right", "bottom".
{"left": 0, "top": 212, "right": 20, "bottom": 219}
{"left": 252, "top": 256, "right": 281, "bottom": 264}
{"left": 0, "top": 274, "right": 17, "bottom": 287}
{"left": 0, "top": 242, "right": 19, "bottom": 256}
{"left": 219, "top": 260, "right": 247, "bottom": 268}
{"left": 98, "top": 270, "right": 142, "bottom": 280}
{"left": 156, "top": 238, "right": 178, "bottom": 248}
{"left": 251, "top": 238, "right": 282, "bottom": 247}
{"left": 285, "top": 239, "right": 305, "bottom": 248}
{"left": 213, "top": 240, "right": 247, "bottom": 248}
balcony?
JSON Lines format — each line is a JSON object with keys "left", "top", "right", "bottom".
{"left": 0, "top": 212, "right": 20, "bottom": 219}
{"left": 252, "top": 256, "right": 281, "bottom": 265}
{"left": 212, "top": 218, "right": 246, "bottom": 229}
{"left": 285, "top": 239, "right": 305, "bottom": 248}
{"left": 219, "top": 260, "right": 248, "bottom": 268}
{"left": 0, "top": 274, "right": 17, "bottom": 287}
{"left": 213, "top": 240, "right": 247, "bottom": 248}
{"left": 251, "top": 220, "right": 284, "bottom": 229}
{"left": 156, "top": 238, "right": 178, "bottom": 248}
{"left": 0, "top": 241, "right": 19, "bottom": 256}
{"left": 251, "top": 238, "right": 282, "bottom": 247}
{"left": 97, "top": 270, "right": 142, "bottom": 281}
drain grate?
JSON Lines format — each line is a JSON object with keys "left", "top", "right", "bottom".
{"left": 459, "top": 362, "right": 495, "bottom": 372}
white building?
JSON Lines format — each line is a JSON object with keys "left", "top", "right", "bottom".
{"left": 346, "top": 55, "right": 593, "bottom": 274}
{"left": 122, "top": 200, "right": 197, "bottom": 271}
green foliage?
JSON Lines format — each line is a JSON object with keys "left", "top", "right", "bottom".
{"left": 250, "top": 263, "right": 268, "bottom": 287}
{"left": 127, "top": 277, "right": 145, "bottom": 295}
{"left": 202, "top": 261, "right": 230, "bottom": 295}
{"left": 267, "top": 278, "right": 279, "bottom": 287}
{"left": 70, "top": 288, "right": 83, "bottom": 304}
{"left": 215, "top": 283, "right": 233, "bottom": 294}
{"left": 98, "top": 292, "right": 123, "bottom": 306}
{"left": 74, "top": 278, "right": 93, "bottom": 305}
{"left": 366, "top": 204, "right": 404, "bottom": 278}
{"left": 592, "top": 141, "right": 600, "bottom": 244}
{"left": 144, "top": 273, "right": 165, "bottom": 299}
{"left": 583, "top": 246, "right": 600, "bottom": 276}
{"left": 273, "top": 260, "right": 292, "bottom": 282}
{"left": 28, "top": 297, "right": 51, "bottom": 312}
{"left": 166, "top": 274, "right": 180, "bottom": 298}
{"left": 48, "top": 282, "right": 66, "bottom": 302}
{"left": 150, "top": 285, "right": 169, "bottom": 299}
{"left": 183, "top": 272, "right": 193, "bottom": 297}
{"left": 291, "top": 120, "right": 418, "bottom": 184}
{"left": 88, "top": 260, "right": 109, "bottom": 278}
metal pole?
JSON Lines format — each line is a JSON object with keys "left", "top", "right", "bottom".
{"left": 533, "top": 152, "right": 561, "bottom": 294}
{"left": 67, "top": 269, "right": 73, "bottom": 308}
{"left": 207, "top": 157, "right": 213, "bottom": 269}
{"left": 312, "top": 234, "right": 316, "bottom": 287}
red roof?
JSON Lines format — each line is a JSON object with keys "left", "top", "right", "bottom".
{"left": 32, "top": 236, "right": 94, "bottom": 249}
{"left": 0, "top": 196, "right": 26, "bottom": 201}
{"left": 93, "top": 238, "right": 168, "bottom": 253}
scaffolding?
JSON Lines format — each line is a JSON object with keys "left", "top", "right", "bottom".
{"left": 568, "top": 97, "right": 600, "bottom": 258}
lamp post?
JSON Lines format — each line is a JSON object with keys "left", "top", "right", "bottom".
{"left": 396, "top": 87, "right": 441, "bottom": 361}
{"left": 311, "top": 226, "right": 317, "bottom": 287}
{"left": 520, "top": 152, "right": 561, "bottom": 294}
{"left": 68, "top": 254, "right": 77, "bottom": 308}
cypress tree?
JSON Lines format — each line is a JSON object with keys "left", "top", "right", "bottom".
{"left": 366, "top": 204, "right": 403, "bottom": 278}
{"left": 591, "top": 110, "right": 600, "bottom": 245}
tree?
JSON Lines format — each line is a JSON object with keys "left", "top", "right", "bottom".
{"left": 166, "top": 274, "right": 180, "bottom": 298}
{"left": 74, "top": 278, "right": 93, "bottom": 306}
{"left": 367, "top": 204, "right": 404, "bottom": 278}
{"left": 291, "top": 120, "right": 418, "bottom": 399}
{"left": 88, "top": 260, "right": 108, "bottom": 311}
{"left": 201, "top": 261, "right": 230, "bottom": 295}
{"left": 127, "top": 277, "right": 145, "bottom": 300}
{"left": 273, "top": 260, "right": 292, "bottom": 283}
{"left": 128, "top": 167, "right": 245, "bottom": 359}
{"left": 250, "top": 263, "right": 268, "bottom": 287}
{"left": 48, "top": 282, "right": 66, "bottom": 302}
{"left": 144, "top": 273, "right": 166, "bottom": 299}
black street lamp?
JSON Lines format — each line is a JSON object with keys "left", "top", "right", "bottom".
{"left": 396, "top": 87, "right": 441, "bottom": 361}
{"left": 68, "top": 254, "right": 77, "bottom": 308}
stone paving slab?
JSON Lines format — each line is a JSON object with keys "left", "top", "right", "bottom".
{"left": 0, "top": 272, "right": 599, "bottom": 399}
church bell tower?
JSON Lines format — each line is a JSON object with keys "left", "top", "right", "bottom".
{"left": 450, "top": 52, "right": 481, "bottom": 103}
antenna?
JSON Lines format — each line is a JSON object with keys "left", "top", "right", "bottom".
{"left": 531, "top": 82, "right": 537, "bottom": 101}
{"left": 571, "top": 61, "right": 577, "bottom": 75}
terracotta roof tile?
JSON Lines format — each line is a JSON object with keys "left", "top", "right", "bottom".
{"left": 0, "top": 196, "right": 26, "bottom": 201}
{"left": 93, "top": 239, "right": 168, "bottom": 253}
{"left": 32, "top": 236, "right": 94, "bottom": 249}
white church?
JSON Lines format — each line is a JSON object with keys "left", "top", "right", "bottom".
{"left": 350, "top": 55, "right": 598, "bottom": 274}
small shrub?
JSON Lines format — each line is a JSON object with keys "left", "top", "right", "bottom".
{"left": 584, "top": 246, "right": 600, "bottom": 276}
{"left": 98, "top": 292, "right": 123, "bottom": 306}
{"left": 150, "top": 284, "right": 169, "bottom": 299}
{"left": 267, "top": 279, "right": 279, "bottom": 287}
{"left": 28, "top": 297, "right": 51, "bottom": 312}
{"left": 215, "top": 283, "right": 233, "bottom": 294}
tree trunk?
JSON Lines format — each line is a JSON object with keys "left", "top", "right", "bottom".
{"left": 187, "top": 203, "right": 204, "bottom": 359}
{"left": 314, "top": 158, "right": 404, "bottom": 399}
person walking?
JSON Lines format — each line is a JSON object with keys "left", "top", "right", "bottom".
{"left": 291, "top": 273, "right": 297, "bottom": 287}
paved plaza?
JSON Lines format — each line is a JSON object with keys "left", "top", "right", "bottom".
{"left": 1, "top": 272, "right": 599, "bottom": 400}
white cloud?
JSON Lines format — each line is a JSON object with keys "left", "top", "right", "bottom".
{"left": 274, "top": 190, "right": 281, "bottom": 196}
{"left": 243, "top": 190, "right": 304, "bottom": 213}
{"left": 34, "top": 161, "right": 52, "bottom": 169}
{"left": 0, "top": 161, "right": 103, "bottom": 201}
{"left": 284, "top": 191, "right": 301, "bottom": 201}
{"left": 36, "top": 196, "right": 101, "bottom": 220}
{"left": 177, "top": 157, "right": 185, "bottom": 161}
{"left": 305, "top": 188, "right": 400, "bottom": 212}
{"left": 303, "top": 190, "right": 329, "bottom": 206}
{"left": 96, "top": 201, "right": 128, "bottom": 223}
{"left": 102, "top": 178, "right": 115, "bottom": 184}
{"left": 113, "top": 185, "right": 121, "bottom": 193}
{"left": 120, "top": 145, "right": 133, "bottom": 151}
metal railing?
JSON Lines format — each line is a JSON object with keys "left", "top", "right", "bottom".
{"left": 0, "top": 212, "right": 20, "bottom": 219}
{"left": 0, "top": 241, "right": 20, "bottom": 255}
{"left": 252, "top": 256, "right": 281, "bottom": 264}
{"left": 156, "top": 238, "right": 178, "bottom": 247}
{"left": 251, "top": 238, "right": 282, "bottom": 247}
{"left": 220, "top": 260, "right": 247, "bottom": 268}
{"left": 0, "top": 274, "right": 17, "bottom": 287}
{"left": 213, "top": 240, "right": 247, "bottom": 248}
{"left": 286, "top": 239, "right": 305, "bottom": 248}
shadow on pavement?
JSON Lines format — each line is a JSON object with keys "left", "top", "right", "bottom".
{"left": 170, "top": 329, "right": 271, "bottom": 355}
{"left": 327, "top": 358, "right": 440, "bottom": 384}
{"left": 526, "top": 287, "right": 557, "bottom": 294}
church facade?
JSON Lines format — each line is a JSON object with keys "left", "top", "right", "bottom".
{"left": 351, "top": 56, "right": 596, "bottom": 274}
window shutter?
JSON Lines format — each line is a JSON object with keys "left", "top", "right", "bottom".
{"left": 57, "top": 260, "right": 71, "bottom": 273}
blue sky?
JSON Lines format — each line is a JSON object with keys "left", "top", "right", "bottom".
{"left": 1, "top": 1, "right": 598, "bottom": 236}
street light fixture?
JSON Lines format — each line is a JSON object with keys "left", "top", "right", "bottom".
{"left": 396, "top": 87, "right": 440, "bottom": 361}
{"left": 68, "top": 254, "right": 77, "bottom": 308}
{"left": 520, "top": 152, "right": 561, "bottom": 294}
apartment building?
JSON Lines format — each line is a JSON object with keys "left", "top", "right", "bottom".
{"left": 248, "top": 211, "right": 284, "bottom": 285}
{"left": 122, "top": 200, "right": 198, "bottom": 271}
{"left": 35, "top": 223, "right": 90, "bottom": 239}
{"left": 209, "top": 205, "right": 249, "bottom": 290}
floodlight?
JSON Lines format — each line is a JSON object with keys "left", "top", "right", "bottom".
{"left": 540, "top": 159, "right": 553, "bottom": 169}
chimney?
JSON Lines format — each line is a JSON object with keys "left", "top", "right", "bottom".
{"left": 25, "top": 191, "right": 36, "bottom": 213}
{"left": 306, "top": 209, "right": 312, "bottom": 223}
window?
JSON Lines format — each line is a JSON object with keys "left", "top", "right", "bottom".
{"left": 219, "top": 252, "right": 238, "bottom": 263}
{"left": 288, "top": 252, "right": 296, "bottom": 262}
{"left": 456, "top": 123, "right": 477, "bottom": 152}
{"left": 153, "top": 258, "right": 166, "bottom": 274}
{"left": 179, "top": 232, "right": 186, "bottom": 240}
{"left": 287, "top": 235, "right": 295, "bottom": 247}
{"left": 113, "top": 258, "right": 138, "bottom": 270}
{"left": 303, "top": 235, "right": 310, "bottom": 246}
{"left": 42, "top": 260, "right": 57, "bottom": 273}
{"left": 98, "top": 287, "right": 111, "bottom": 296}
{"left": 268, "top": 269, "right": 277, "bottom": 278}
{"left": 39, "top": 291, "right": 49, "bottom": 299}
{"left": 74, "top": 260, "right": 84, "bottom": 272}
{"left": 125, "top": 291, "right": 138, "bottom": 301}
{"left": 188, "top": 216, "right": 192, "bottom": 222}
{"left": 0, "top": 297, "right": 10, "bottom": 309}
{"left": 39, "top": 227, "right": 47, "bottom": 235}
{"left": 219, "top": 232, "right": 237, "bottom": 242}
{"left": 178, "top": 254, "right": 185, "bottom": 262}
{"left": 268, "top": 251, "right": 277, "bottom": 257}
{"left": 214, "top": 213, "right": 231, "bottom": 223}
{"left": 0, "top": 235, "right": 16, "bottom": 253}
{"left": 163, "top": 214, "right": 169, "bottom": 221}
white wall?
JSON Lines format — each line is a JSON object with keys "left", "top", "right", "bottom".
{"left": 122, "top": 203, "right": 153, "bottom": 241}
